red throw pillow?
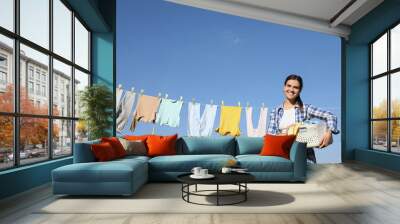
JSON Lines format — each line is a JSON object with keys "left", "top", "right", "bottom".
{"left": 91, "top": 142, "right": 117, "bottom": 161}
{"left": 259, "top": 134, "right": 296, "bottom": 159}
{"left": 146, "top": 134, "right": 178, "bottom": 157}
{"left": 101, "top": 137, "right": 127, "bottom": 158}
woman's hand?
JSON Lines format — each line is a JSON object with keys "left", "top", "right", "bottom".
{"left": 319, "top": 130, "right": 333, "bottom": 148}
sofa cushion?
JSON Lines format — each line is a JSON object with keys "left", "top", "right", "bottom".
{"left": 260, "top": 134, "right": 296, "bottom": 159}
{"left": 236, "top": 137, "right": 263, "bottom": 155}
{"left": 101, "top": 137, "right": 127, "bottom": 158}
{"left": 91, "top": 142, "right": 118, "bottom": 161}
{"left": 149, "top": 154, "right": 235, "bottom": 172}
{"left": 147, "top": 134, "right": 178, "bottom": 157}
{"left": 236, "top": 155, "right": 293, "bottom": 172}
{"left": 52, "top": 158, "right": 147, "bottom": 183}
{"left": 177, "top": 136, "right": 236, "bottom": 155}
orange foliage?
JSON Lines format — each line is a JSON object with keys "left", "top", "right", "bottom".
{"left": 0, "top": 84, "right": 60, "bottom": 149}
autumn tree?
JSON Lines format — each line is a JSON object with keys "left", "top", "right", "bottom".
{"left": 372, "top": 99, "right": 400, "bottom": 142}
{"left": 0, "top": 84, "right": 60, "bottom": 152}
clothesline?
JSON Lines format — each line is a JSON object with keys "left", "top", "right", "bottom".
{"left": 116, "top": 85, "right": 269, "bottom": 109}
{"left": 116, "top": 85, "right": 340, "bottom": 111}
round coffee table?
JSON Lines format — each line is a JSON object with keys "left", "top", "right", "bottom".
{"left": 177, "top": 173, "right": 255, "bottom": 206}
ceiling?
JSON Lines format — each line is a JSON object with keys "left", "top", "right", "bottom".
{"left": 167, "top": 0, "right": 384, "bottom": 38}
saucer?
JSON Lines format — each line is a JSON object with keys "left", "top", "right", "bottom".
{"left": 190, "top": 174, "right": 215, "bottom": 179}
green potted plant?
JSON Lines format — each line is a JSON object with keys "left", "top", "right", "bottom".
{"left": 79, "top": 84, "right": 113, "bottom": 140}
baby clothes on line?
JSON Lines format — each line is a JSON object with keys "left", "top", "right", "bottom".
{"left": 116, "top": 87, "right": 124, "bottom": 117}
{"left": 215, "top": 105, "right": 242, "bottom": 137}
{"left": 116, "top": 90, "right": 136, "bottom": 132}
{"left": 130, "top": 95, "right": 161, "bottom": 131}
{"left": 245, "top": 107, "right": 268, "bottom": 137}
{"left": 116, "top": 87, "right": 124, "bottom": 111}
{"left": 187, "top": 102, "right": 218, "bottom": 137}
{"left": 155, "top": 98, "right": 183, "bottom": 128}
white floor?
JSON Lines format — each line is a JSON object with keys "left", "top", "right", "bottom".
{"left": 1, "top": 162, "right": 400, "bottom": 224}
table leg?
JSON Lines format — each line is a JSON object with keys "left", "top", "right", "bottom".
{"left": 217, "top": 184, "right": 219, "bottom": 206}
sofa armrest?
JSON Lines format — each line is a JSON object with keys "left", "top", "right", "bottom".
{"left": 73, "top": 140, "right": 100, "bottom": 163}
{"left": 289, "top": 141, "right": 307, "bottom": 181}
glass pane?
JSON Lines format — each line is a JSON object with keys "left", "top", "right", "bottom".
{"left": 53, "top": 59, "right": 72, "bottom": 117}
{"left": 20, "top": 117, "right": 49, "bottom": 165}
{"left": 372, "top": 33, "right": 387, "bottom": 76}
{"left": 372, "top": 77, "right": 387, "bottom": 119}
{"left": 53, "top": 0, "right": 72, "bottom": 60}
{"left": 53, "top": 119, "right": 72, "bottom": 158}
{"left": 75, "top": 120, "right": 88, "bottom": 143}
{"left": 372, "top": 121, "right": 388, "bottom": 151}
{"left": 391, "top": 120, "right": 400, "bottom": 153}
{"left": 0, "top": 34, "right": 14, "bottom": 112}
{"left": 392, "top": 24, "right": 400, "bottom": 70}
{"left": 20, "top": 44, "right": 49, "bottom": 115}
{"left": 74, "top": 17, "right": 89, "bottom": 70}
{"left": 74, "top": 69, "right": 89, "bottom": 118}
{"left": 0, "top": 0, "right": 14, "bottom": 31}
{"left": 20, "top": 0, "right": 49, "bottom": 49}
{"left": 0, "top": 116, "right": 13, "bottom": 170}
{"left": 391, "top": 72, "right": 400, "bottom": 118}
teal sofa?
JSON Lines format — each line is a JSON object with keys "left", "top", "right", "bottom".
{"left": 52, "top": 137, "right": 307, "bottom": 196}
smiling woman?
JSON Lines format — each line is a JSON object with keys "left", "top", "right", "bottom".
{"left": 266, "top": 74, "right": 340, "bottom": 163}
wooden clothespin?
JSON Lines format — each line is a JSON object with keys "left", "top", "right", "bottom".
{"left": 179, "top": 96, "right": 183, "bottom": 101}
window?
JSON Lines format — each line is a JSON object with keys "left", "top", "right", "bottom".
{"left": 0, "top": 0, "right": 91, "bottom": 170}
{"left": 28, "top": 81, "right": 34, "bottom": 94}
{"left": 20, "top": 0, "right": 49, "bottom": 49}
{"left": 0, "top": 0, "right": 14, "bottom": 32}
{"left": 0, "top": 34, "right": 13, "bottom": 113}
{"left": 75, "top": 17, "right": 90, "bottom": 70}
{"left": 28, "top": 67, "right": 34, "bottom": 80}
{"left": 53, "top": 0, "right": 72, "bottom": 60}
{"left": 0, "top": 71, "right": 6, "bottom": 84}
{"left": 371, "top": 23, "right": 400, "bottom": 154}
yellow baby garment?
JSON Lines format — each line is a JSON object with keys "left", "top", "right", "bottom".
{"left": 215, "top": 105, "right": 242, "bottom": 136}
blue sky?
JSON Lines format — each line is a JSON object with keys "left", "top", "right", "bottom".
{"left": 117, "top": 0, "right": 341, "bottom": 163}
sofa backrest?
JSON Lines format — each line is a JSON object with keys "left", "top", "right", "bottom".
{"left": 235, "top": 137, "right": 263, "bottom": 155}
{"left": 176, "top": 136, "right": 236, "bottom": 155}
{"left": 73, "top": 139, "right": 100, "bottom": 163}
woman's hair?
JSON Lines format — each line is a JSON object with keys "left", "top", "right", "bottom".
{"left": 284, "top": 74, "right": 304, "bottom": 108}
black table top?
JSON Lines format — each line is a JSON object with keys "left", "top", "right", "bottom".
{"left": 177, "top": 172, "right": 255, "bottom": 185}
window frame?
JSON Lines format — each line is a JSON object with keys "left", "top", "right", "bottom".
{"left": 0, "top": 0, "right": 92, "bottom": 171}
{"left": 370, "top": 21, "right": 400, "bottom": 154}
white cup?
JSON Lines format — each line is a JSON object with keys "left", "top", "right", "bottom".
{"left": 200, "top": 169, "right": 208, "bottom": 176}
{"left": 221, "top": 167, "right": 232, "bottom": 174}
{"left": 191, "top": 167, "right": 202, "bottom": 176}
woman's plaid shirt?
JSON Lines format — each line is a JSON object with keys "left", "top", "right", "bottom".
{"left": 267, "top": 104, "right": 340, "bottom": 135}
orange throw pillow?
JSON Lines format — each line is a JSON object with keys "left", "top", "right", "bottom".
{"left": 259, "top": 134, "right": 296, "bottom": 159}
{"left": 124, "top": 135, "right": 150, "bottom": 141}
{"left": 146, "top": 134, "right": 178, "bottom": 157}
{"left": 91, "top": 142, "right": 117, "bottom": 161}
{"left": 101, "top": 137, "right": 127, "bottom": 158}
